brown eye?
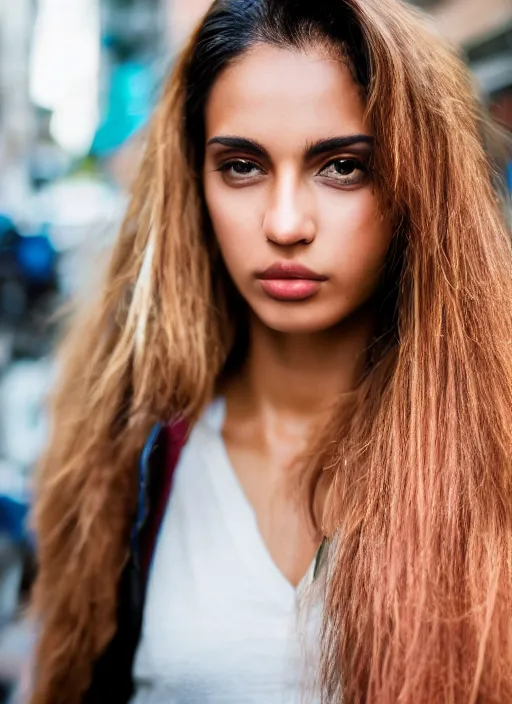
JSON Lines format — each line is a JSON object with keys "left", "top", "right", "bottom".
{"left": 219, "top": 159, "right": 263, "bottom": 178}
{"left": 318, "top": 158, "right": 368, "bottom": 186}
{"left": 333, "top": 159, "right": 357, "bottom": 175}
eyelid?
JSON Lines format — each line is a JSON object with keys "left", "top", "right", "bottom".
{"left": 216, "top": 152, "right": 266, "bottom": 166}
{"left": 321, "top": 155, "right": 366, "bottom": 167}
{"left": 218, "top": 157, "right": 266, "bottom": 172}
{"left": 216, "top": 158, "right": 267, "bottom": 180}
{"left": 316, "top": 156, "right": 367, "bottom": 177}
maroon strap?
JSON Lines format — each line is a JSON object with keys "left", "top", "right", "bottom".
{"left": 140, "top": 419, "right": 189, "bottom": 584}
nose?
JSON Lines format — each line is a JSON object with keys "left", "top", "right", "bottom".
{"left": 263, "top": 171, "right": 317, "bottom": 246}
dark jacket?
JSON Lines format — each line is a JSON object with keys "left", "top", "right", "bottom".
{"left": 84, "top": 420, "right": 188, "bottom": 703}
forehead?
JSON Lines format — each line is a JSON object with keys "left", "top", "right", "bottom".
{"left": 205, "top": 43, "right": 369, "bottom": 149}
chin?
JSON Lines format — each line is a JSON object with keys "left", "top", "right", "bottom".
{"left": 254, "top": 301, "right": 349, "bottom": 335}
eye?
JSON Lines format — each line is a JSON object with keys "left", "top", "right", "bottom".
{"left": 317, "top": 158, "right": 368, "bottom": 187}
{"left": 217, "top": 159, "right": 264, "bottom": 180}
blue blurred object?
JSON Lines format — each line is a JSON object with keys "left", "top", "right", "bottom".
{"left": 91, "top": 60, "right": 157, "bottom": 156}
{"left": 0, "top": 497, "right": 29, "bottom": 544}
{"left": 0, "top": 216, "right": 15, "bottom": 240}
{"left": 507, "top": 161, "right": 512, "bottom": 195}
{"left": 15, "top": 235, "right": 56, "bottom": 284}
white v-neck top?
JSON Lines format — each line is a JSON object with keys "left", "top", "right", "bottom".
{"left": 131, "top": 398, "right": 322, "bottom": 704}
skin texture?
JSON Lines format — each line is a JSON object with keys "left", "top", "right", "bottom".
{"left": 203, "top": 44, "right": 392, "bottom": 586}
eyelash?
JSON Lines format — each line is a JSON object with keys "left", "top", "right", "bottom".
{"left": 216, "top": 157, "right": 369, "bottom": 187}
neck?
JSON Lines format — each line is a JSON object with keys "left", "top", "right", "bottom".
{"left": 228, "top": 304, "right": 374, "bottom": 419}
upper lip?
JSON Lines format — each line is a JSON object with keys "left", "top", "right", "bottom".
{"left": 256, "top": 263, "right": 327, "bottom": 281}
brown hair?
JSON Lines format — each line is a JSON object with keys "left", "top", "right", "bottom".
{"left": 30, "top": 0, "right": 512, "bottom": 702}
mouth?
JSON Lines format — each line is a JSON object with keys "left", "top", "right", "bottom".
{"left": 257, "top": 263, "right": 327, "bottom": 281}
{"left": 255, "top": 263, "right": 327, "bottom": 301}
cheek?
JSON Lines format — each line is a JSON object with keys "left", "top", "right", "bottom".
{"left": 204, "top": 179, "right": 261, "bottom": 276}
{"left": 322, "top": 188, "right": 392, "bottom": 293}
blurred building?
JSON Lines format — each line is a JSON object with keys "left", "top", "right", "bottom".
{"left": 421, "top": 0, "right": 511, "bottom": 45}
{"left": 97, "top": 0, "right": 166, "bottom": 153}
{"left": 164, "top": 0, "right": 211, "bottom": 48}
{"left": 0, "top": 0, "right": 35, "bottom": 212}
{"left": 414, "top": 0, "right": 512, "bottom": 130}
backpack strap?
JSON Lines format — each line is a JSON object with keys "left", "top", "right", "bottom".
{"left": 139, "top": 419, "right": 189, "bottom": 586}
{"left": 85, "top": 419, "right": 189, "bottom": 703}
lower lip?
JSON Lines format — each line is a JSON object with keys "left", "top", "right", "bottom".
{"left": 258, "top": 278, "right": 322, "bottom": 301}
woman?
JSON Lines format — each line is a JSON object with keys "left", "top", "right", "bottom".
{"left": 29, "top": 0, "right": 512, "bottom": 702}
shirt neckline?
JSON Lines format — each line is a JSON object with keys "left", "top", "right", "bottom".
{"left": 200, "top": 397, "right": 316, "bottom": 604}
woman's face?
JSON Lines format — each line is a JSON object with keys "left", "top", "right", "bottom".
{"left": 203, "top": 43, "right": 392, "bottom": 334}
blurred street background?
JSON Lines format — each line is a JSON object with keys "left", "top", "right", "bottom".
{"left": 0, "top": 0, "right": 510, "bottom": 699}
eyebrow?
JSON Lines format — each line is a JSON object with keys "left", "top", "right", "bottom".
{"left": 305, "top": 135, "right": 374, "bottom": 158}
{"left": 207, "top": 136, "right": 267, "bottom": 158}
{"left": 206, "top": 134, "right": 374, "bottom": 160}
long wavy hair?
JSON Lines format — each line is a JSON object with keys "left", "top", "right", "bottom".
{"left": 31, "top": 0, "right": 512, "bottom": 702}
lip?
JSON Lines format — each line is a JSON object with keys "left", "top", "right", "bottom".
{"left": 256, "top": 263, "right": 327, "bottom": 281}
{"left": 256, "top": 262, "right": 327, "bottom": 302}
